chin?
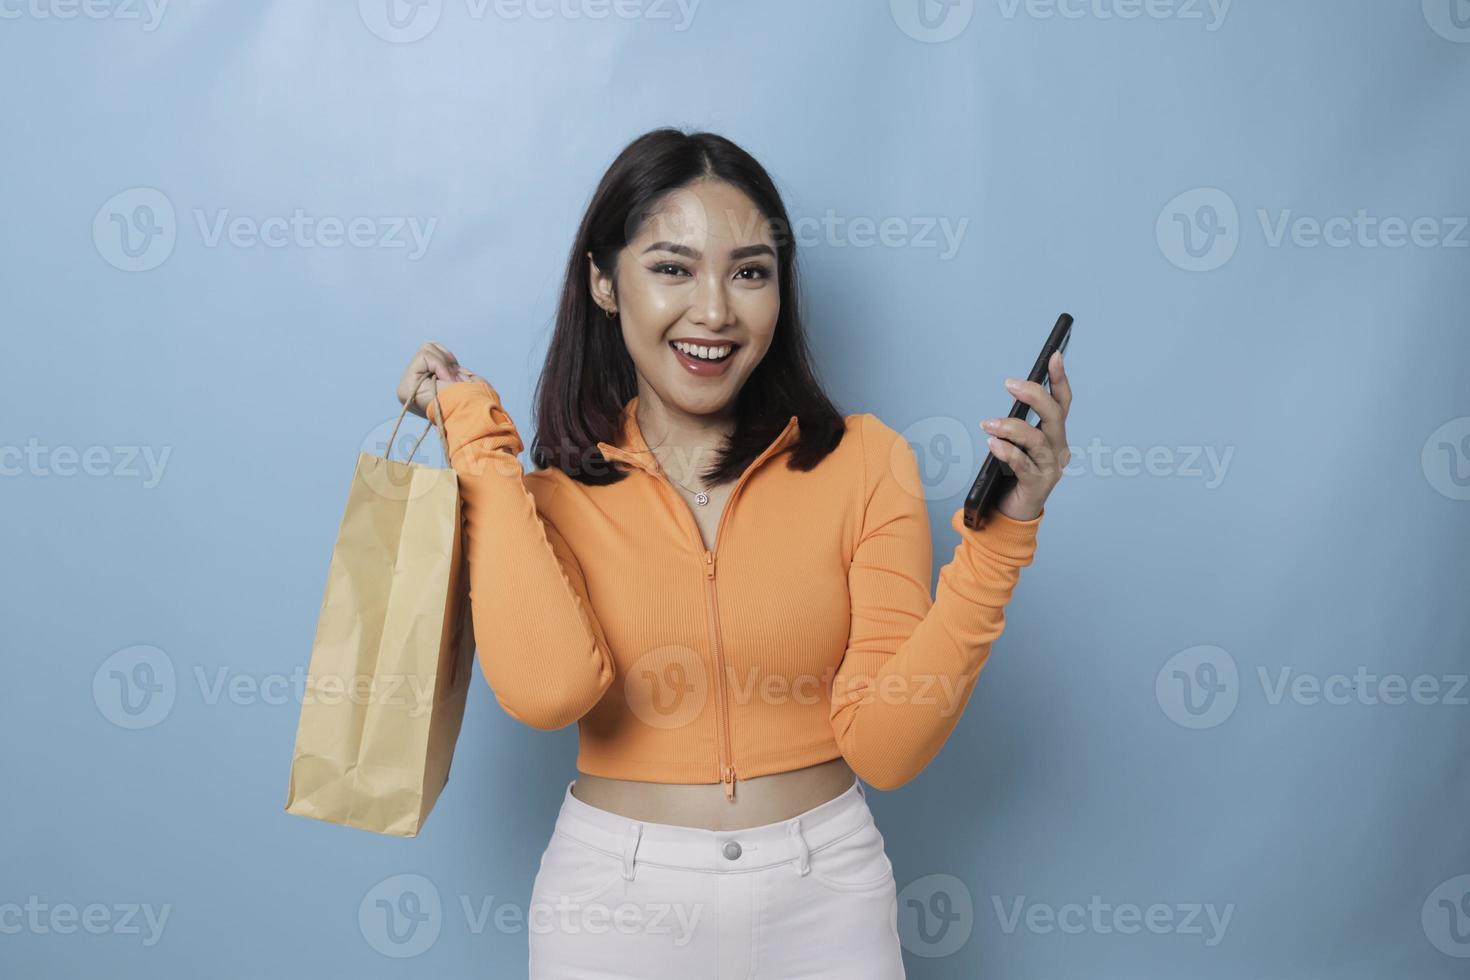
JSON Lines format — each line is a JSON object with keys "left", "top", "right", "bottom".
{"left": 662, "top": 382, "right": 739, "bottom": 416}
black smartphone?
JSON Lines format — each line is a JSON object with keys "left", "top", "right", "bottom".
{"left": 963, "top": 313, "right": 1073, "bottom": 530}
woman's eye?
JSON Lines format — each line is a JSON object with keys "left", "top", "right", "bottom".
{"left": 650, "top": 262, "right": 770, "bottom": 281}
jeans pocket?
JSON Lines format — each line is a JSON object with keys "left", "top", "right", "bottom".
{"left": 530, "top": 831, "right": 627, "bottom": 906}
{"left": 805, "top": 818, "right": 896, "bottom": 893}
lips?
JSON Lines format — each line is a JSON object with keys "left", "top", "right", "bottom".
{"left": 669, "top": 340, "right": 738, "bottom": 377}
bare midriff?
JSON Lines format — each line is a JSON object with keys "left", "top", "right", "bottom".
{"left": 570, "top": 757, "right": 859, "bottom": 831}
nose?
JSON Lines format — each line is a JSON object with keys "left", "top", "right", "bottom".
{"left": 687, "top": 274, "right": 733, "bottom": 329}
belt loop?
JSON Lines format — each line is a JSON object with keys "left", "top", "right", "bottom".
{"left": 788, "top": 817, "right": 810, "bottom": 875}
{"left": 622, "top": 822, "right": 642, "bottom": 880}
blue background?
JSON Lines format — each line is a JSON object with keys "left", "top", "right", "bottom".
{"left": 3, "top": 1, "right": 1468, "bottom": 976}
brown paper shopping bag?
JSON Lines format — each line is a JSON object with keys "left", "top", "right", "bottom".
{"left": 285, "top": 378, "right": 476, "bottom": 837}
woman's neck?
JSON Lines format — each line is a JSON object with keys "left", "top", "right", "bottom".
{"left": 635, "top": 389, "right": 736, "bottom": 487}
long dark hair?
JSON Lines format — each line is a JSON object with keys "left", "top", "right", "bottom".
{"left": 528, "top": 127, "right": 848, "bottom": 487}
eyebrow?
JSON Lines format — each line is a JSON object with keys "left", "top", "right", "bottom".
{"left": 642, "top": 241, "right": 776, "bottom": 261}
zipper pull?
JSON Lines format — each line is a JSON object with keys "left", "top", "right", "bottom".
{"left": 704, "top": 550, "right": 715, "bottom": 579}
{"left": 723, "top": 764, "right": 736, "bottom": 801}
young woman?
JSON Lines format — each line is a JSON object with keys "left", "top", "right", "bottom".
{"left": 395, "top": 128, "right": 1071, "bottom": 978}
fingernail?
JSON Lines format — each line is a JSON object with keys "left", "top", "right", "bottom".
{"left": 987, "top": 436, "right": 1001, "bottom": 450}
{"left": 1005, "top": 378, "right": 1020, "bottom": 390}
{"left": 982, "top": 419, "right": 998, "bottom": 431}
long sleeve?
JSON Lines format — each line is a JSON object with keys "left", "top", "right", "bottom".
{"left": 830, "top": 412, "right": 1043, "bottom": 791}
{"left": 427, "top": 380, "right": 615, "bottom": 730}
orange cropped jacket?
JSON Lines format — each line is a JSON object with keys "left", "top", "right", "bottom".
{"left": 429, "top": 380, "right": 1043, "bottom": 797}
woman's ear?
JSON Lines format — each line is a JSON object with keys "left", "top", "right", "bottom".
{"left": 587, "top": 250, "right": 617, "bottom": 315}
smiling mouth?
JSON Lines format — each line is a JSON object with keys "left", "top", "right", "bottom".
{"left": 668, "top": 339, "right": 739, "bottom": 361}
{"left": 669, "top": 339, "right": 740, "bottom": 376}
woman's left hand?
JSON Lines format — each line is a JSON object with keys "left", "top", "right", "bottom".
{"left": 979, "top": 350, "right": 1073, "bottom": 522}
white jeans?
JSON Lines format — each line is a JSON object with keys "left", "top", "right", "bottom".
{"left": 527, "top": 776, "right": 906, "bottom": 979}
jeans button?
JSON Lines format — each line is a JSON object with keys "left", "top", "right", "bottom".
{"left": 722, "top": 840, "right": 742, "bottom": 860}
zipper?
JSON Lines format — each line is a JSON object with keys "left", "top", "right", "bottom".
{"left": 648, "top": 450, "right": 776, "bottom": 802}
{"left": 693, "top": 452, "right": 783, "bottom": 803}
{"left": 703, "top": 549, "right": 737, "bottom": 801}
{"left": 615, "top": 415, "right": 798, "bottom": 804}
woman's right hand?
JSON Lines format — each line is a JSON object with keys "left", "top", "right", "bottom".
{"left": 397, "top": 341, "right": 484, "bottom": 418}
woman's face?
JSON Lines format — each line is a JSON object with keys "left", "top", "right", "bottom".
{"left": 590, "top": 178, "right": 780, "bottom": 419}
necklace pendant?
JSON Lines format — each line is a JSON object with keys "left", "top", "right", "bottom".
{"left": 694, "top": 491, "right": 710, "bottom": 506}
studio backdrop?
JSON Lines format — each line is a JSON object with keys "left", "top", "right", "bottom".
{"left": 3, "top": 1, "right": 1467, "bottom": 977}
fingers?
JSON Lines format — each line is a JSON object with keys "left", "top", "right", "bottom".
{"left": 984, "top": 421, "right": 1048, "bottom": 472}
{"left": 423, "top": 357, "right": 455, "bottom": 389}
{"left": 1005, "top": 376, "right": 1062, "bottom": 430}
{"left": 986, "top": 432, "right": 1041, "bottom": 477}
{"left": 1004, "top": 363, "right": 1069, "bottom": 454}
{"left": 1048, "top": 350, "right": 1073, "bottom": 415}
{"left": 426, "top": 341, "right": 467, "bottom": 383}
{"left": 1041, "top": 352, "right": 1071, "bottom": 454}
{"left": 983, "top": 375, "right": 1068, "bottom": 475}
{"left": 978, "top": 352, "right": 1076, "bottom": 513}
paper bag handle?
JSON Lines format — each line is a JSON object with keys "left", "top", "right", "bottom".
{"left": 385, "top": 375, "right": 450, "bottom": 466}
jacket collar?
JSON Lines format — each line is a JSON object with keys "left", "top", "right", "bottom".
{"left": 596, "top": 395, "right": 801, "bottom": 476}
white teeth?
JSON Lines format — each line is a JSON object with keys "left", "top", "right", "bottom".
{"left": 672, "top": 341, "right": 733, "bottom": 361}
